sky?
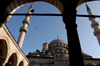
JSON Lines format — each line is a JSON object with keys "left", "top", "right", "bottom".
{"left": 5, "top": 1, "right": 100, "bottom": 58}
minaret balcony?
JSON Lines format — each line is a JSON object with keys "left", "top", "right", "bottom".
{"left": 20, "top": 27, "right": 28, "bottom": 33}
{"left": 23, "top": 19, "right": 30, "bottom": 25}
{"left": 94, "top": 29, "right": 100, "bottom": 36}
{"left": 91, "top": 21, "right": 99, "bottom": 28}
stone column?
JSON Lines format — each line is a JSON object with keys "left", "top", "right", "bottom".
{"left": 60, "top": 0, "right": 84, "bottom": 66}
{"left": 64, "top": 10, "right": 84, "bottom": 66}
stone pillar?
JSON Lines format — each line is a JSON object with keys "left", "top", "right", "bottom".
{"left": 60, "top": 0, "right": 84, "bottom": 66}
{"left": 64, "top": 10, "right": 84, "bottom": 66}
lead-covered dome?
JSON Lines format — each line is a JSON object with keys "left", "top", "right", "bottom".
{"left": 49, "top": 39, "right": 68, "bottom": 49}
{"left": 49, "top": 39, "right": 68, "bottom": 55}
{"left": 49, "top": 39, "right": 67, "bottom": 44}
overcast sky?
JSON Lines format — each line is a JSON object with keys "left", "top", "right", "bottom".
{"left": 5, "top": 1, "right": 100, "bottom": 58}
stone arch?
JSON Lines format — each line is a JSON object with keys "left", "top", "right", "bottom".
{"left": 5, "top": 53, "right": 17, "bottom": 66}
{"left": 5, "top": 0, "right": 63, "bottom": 22}
{"left": 3, "top": 0, "right": 99, "bottom": 23}
{"left": 18, "top": 61, "right": 24, "bottom": 66}
{"left": 76, "top": 0, "right": 100, "bottom": 9}
{"left": 76, "top": 0, "right": 89, "bottom": 9}
{"left": 0, "top": 39, "right": 8, "bottom": 65}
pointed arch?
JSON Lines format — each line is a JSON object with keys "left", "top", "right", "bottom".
{"left": 3, "top": 0, "right": 99, "bottom": 23}
{"left": 18, "top": 61, "right": 24, "bottom": 66}
{"left": 5, "top": 53, "right": 17, "bottom": 66}
{"left": 76, "top": 0, "right": 89, "bottom": 9}
{"left": 5, "top": 0, "right": 63, "bottom": 22}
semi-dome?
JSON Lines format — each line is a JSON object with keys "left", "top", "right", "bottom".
{"left": 49, "top": 39, "right": 67, "bottom": 44}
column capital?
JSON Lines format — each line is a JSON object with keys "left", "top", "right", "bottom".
{"left": 63, "top": 9, "right": 77, "bottom": 29}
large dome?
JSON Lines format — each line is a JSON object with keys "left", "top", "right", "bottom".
{"left": 49, "top": 39, "right": 68, "bottom": 55}
{"left": 49, "top": 39, "right": 67, "bottom": 44}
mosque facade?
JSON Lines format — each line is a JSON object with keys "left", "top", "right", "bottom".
{"left": 27, "top": 38, "right": 100, "bottom": 66}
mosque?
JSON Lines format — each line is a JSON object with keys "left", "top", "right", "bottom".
{"left": 26, "top": 3, "right": 100, "bottom": 66}
{"left": 27, "top": 38, "right": 98, "bottom": 66}
{"left": 0, "top": 1, "right": 100, "bottom": 66}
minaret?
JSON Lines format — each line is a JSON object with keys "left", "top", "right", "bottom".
{"left": 17, "top": 3, "right": 33, "bottom": 48}
{"left": 86, "top": 4, "right": 100, "bottom": 45}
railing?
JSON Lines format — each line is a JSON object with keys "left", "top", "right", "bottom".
{"left": 7, "top": 13, "right": 100, "bottom": 18}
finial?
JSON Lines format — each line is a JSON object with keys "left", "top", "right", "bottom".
{"left": 28, "top": 2, "right": 34, "bottom": 13}
{"left": 57, "top": 35, "right": 59, "bottom": 39}
{"left": 45, "top": 41, "right": 48, "bottom": 43}
{"left": 29, "top": 2, "right": 33, "bottom": 9}
{"left": 86, "top": 4, "right": 91, "bottom": 11}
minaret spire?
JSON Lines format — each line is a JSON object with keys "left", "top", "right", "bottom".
{"left": 86, "top": 4, "right": 93, "bottom": 16}
{"left": 28, "top": 2, "right": 33, "bottom": 13}
{"left": 17, "top": 3, "right": 33, "bottom": 48}
{"left": 86, "top": 4, "right": 100, "bottom": 46}
{"left": 86, "top": 4, "right": 91, "bottom": 11}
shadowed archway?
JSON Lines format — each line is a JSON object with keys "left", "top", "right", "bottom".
{"left": 18, "top": 61, "right": 24, "bottom": 66}
{"left": 5, "top": 53, "right": 17, "bottom": 66}
{"left": 0, "top": 39, "right": 8, "bottom": 66}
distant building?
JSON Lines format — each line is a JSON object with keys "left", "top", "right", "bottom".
{"left": 27, "top": 38, "right": 100, "bottom": 66}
